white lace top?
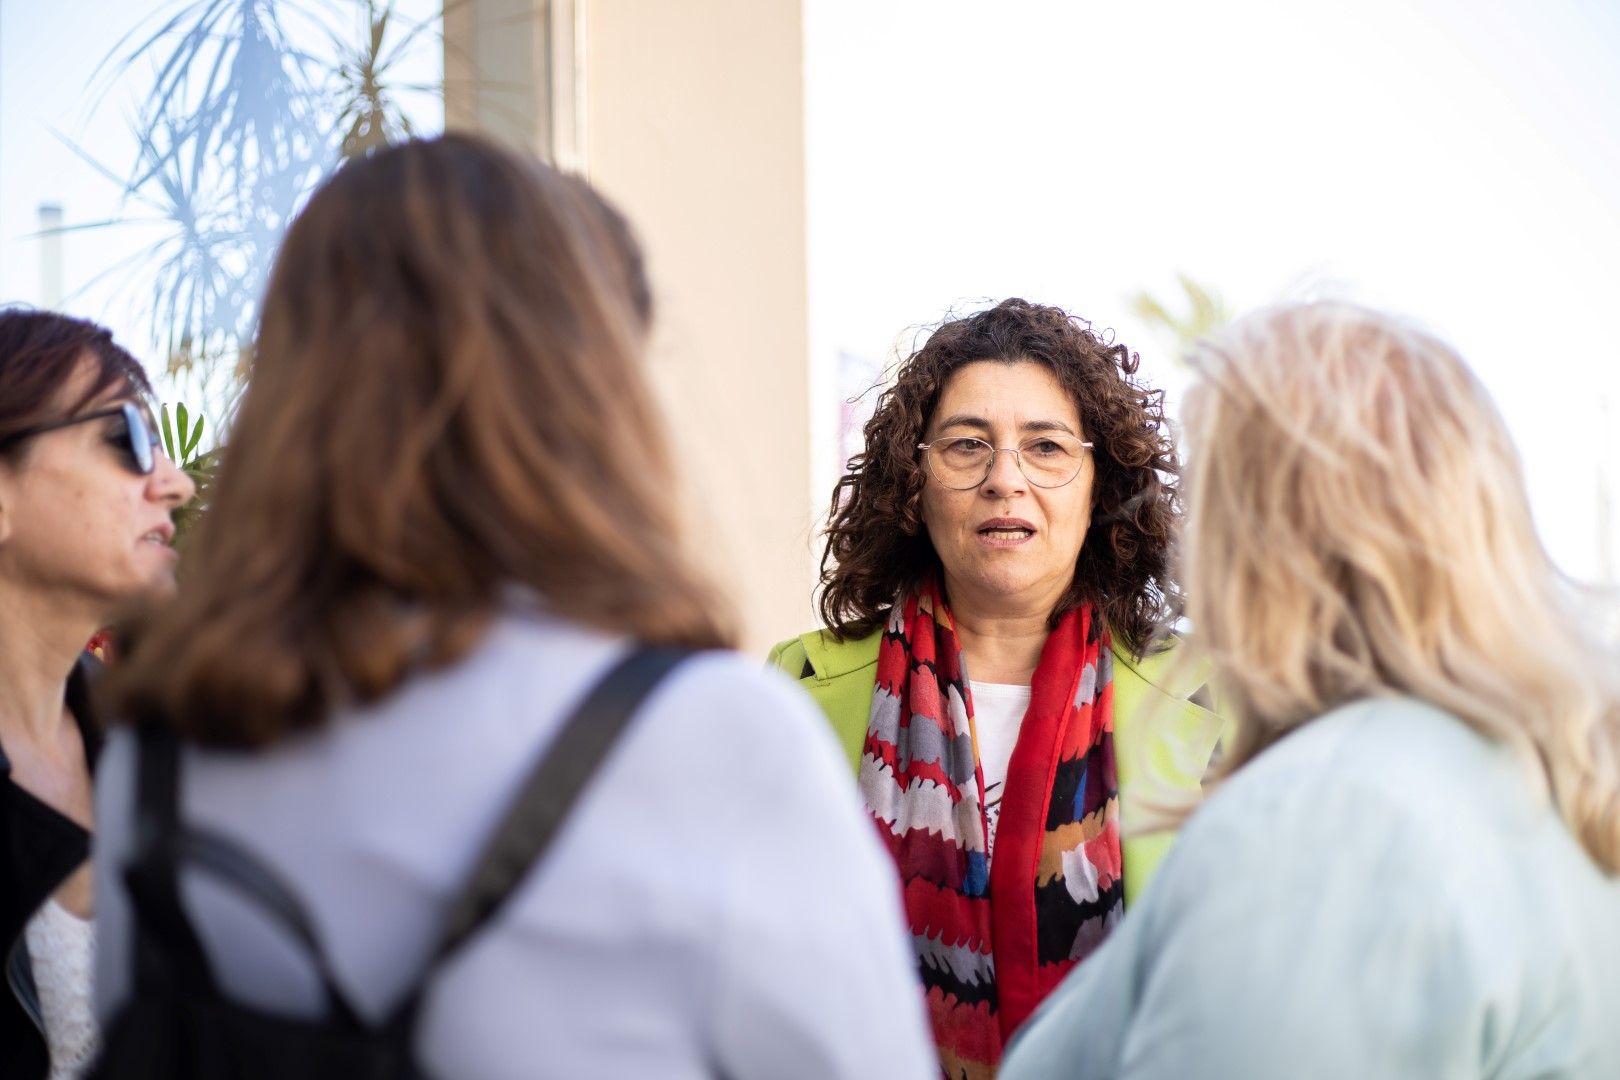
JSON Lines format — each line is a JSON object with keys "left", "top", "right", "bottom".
{"left": 24, "top": 899, "right": 99, "bottom": 1080}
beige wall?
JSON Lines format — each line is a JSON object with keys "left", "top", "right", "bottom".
{"left": 584, "top": 0, "right": 816, "bottom": 654}
{"left": 447, "top": 1, "right": 819, "bottom": 654}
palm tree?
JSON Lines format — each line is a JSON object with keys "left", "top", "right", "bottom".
{"left": 1128, "top": 274, "right": 1232, "bottom": 364}
{"left": 59, "top": 0, "right": 439, "bottom": 417}
{"left": 44, "top": 0, "right": 440, "bottom": 535}
{"left": 334, "top": 0, "right": 442, "bottom": 158}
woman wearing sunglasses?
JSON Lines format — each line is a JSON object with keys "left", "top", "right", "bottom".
{"left": 770, "top": 299, "right": 1224, "bottom": 1078}
{"left": 0, "top": 310, "right": 193, "bottom": 1080}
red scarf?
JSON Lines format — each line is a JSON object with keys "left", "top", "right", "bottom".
{"left": 859, "top": 579, "right": 1121, "bottom": 1079}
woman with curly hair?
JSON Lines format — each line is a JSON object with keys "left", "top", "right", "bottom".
{"left": 769, "top": 298, "right": 1223, "bottom": 1079}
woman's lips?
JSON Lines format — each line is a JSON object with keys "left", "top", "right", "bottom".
{"left": 140, "top": 526, "right": 179, "bottom": 558}
{"left": 977, "top": 518, "right": 1035, "bottom": 547}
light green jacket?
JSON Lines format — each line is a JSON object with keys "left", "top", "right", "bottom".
{"left": 768, "top": 627, "right": 1225, "bottom": 906}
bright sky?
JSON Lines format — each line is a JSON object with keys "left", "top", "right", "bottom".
{"left": 3, "top": 0, "right": 1617, "bottom": 587}
{"left": 0, "top": 0, "right": 163, "bottom": 343}
{"left": 805, "top": 0, "right": 1620, "bottom": 587}
{"left": 0, "top": 0, "right": 443, "bottom": 415}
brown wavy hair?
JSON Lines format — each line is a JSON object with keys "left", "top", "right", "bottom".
{"left": 820, "top": 298, "right": 1179, "bottom": 657}
{"left": 108, "top": 134, "right": 733, "bottom": 748}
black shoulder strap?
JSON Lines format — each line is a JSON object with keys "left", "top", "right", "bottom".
{"left": 124, "top": 727, "right": 220, "bottom": 995}
{"left": 127, "top": 729, "right": 368, "bottom": 1025}
{"left": 431, "top": 646, "right": 690, "bottom": 960}
{"left": 126, "top": 645, "right": 690, "bottom": 1035}
{"left": 379, "top": 646, "right": 691, "bottom": 1035}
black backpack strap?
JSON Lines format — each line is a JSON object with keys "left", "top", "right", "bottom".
{"left": 123, "top": 726, "right": 220, "bottom": 994}
{"left": 125, "top": 727, "right": 367, "bottom": 1026}
{"left": 431, "top": 646, "right": 691, "bottom": 960}
{"left": 170, "top": 827, "right": 369, "bottom": 1027}
{"left": 123, "top": 646, "right": 690, "bottom": 1041}
{"left": 379, "top": 646, "right": 690, "bottom": 1036}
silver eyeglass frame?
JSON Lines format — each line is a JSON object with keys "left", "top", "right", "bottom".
{"left": 916, "top": 435, "right": 1095, "bottom": 490}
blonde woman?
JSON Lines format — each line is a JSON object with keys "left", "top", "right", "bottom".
{"left": 1001, "top": 302, "right": 1620, "bottom": 1079}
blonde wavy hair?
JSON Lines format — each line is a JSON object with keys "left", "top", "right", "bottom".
{"left": 1181, "top": 301, "right": 1620, "bottom": 873}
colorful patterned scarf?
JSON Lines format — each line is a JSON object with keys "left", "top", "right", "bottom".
{"left": 859, "top": 578, "right": 1120, "bottom": 1080}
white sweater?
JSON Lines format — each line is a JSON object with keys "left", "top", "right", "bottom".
{"left": 1001, "top": 697, "right": 1620, "bottom": 1080}
{"left": 94, "top": 610, "right": 936, "bottom": 1080}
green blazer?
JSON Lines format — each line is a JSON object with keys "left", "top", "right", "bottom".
{"left": 768, "top": 627, "right": 1224, "bottom": 906}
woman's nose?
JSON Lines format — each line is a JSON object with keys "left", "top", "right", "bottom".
{"left": 150, "top": 452, "right": 197, "bottom": 508}
{"left": 981, "top": 447, "right": 1028, "bottom": 496}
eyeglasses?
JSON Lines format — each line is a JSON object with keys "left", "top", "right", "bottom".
{"left": 1, "top": 402, "right": 159, "bottom": 476}
{"left": 917, "top": 434, "right": 1094, "bottom": 490}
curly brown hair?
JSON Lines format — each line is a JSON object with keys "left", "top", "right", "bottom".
{"left": 819, "top": 298, "right": 1180, "bottom": 657}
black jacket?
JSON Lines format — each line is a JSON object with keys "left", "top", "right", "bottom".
{"left": 2, "top": 655, "right": 103, "bottom": 1080}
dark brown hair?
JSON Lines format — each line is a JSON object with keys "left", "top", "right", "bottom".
{"left": 820, "top": 298, "right": 1180, "bottom": 657}
{"left": 0, "top": 309, "right": 152, "bottom": 462}
{"left": 109, "top": 134, "right": 733, "bottom": 748}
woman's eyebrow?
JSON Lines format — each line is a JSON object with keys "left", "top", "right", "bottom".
{"left": 934, "top": 415, "right": 1080, "bottom": 436}
{"left": 79, "top": 392, "right": 134, "bottom": 414}
{"left": 1022, "top": 419, "right": 1078, "bottom": 436}
{"left": 933, "top": 414, "right": 992, "bottom": 433}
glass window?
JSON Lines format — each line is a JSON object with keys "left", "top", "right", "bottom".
{"left": 0, "top": 0, "right": 446, "bottom": 440}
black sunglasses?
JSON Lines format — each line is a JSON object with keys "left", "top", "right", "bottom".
{"left": 1, "top": 401, "right": 159, "bottom": 476}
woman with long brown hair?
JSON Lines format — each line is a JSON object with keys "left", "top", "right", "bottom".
{"left": 92, "top": 135, "right": 934, "bottom": 1079}
{"left": 0, "top": 311, "right": 193, "bottom": 1080}
{"left": 1001, "top": 302, "right": 1620, "bottom": 1079}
